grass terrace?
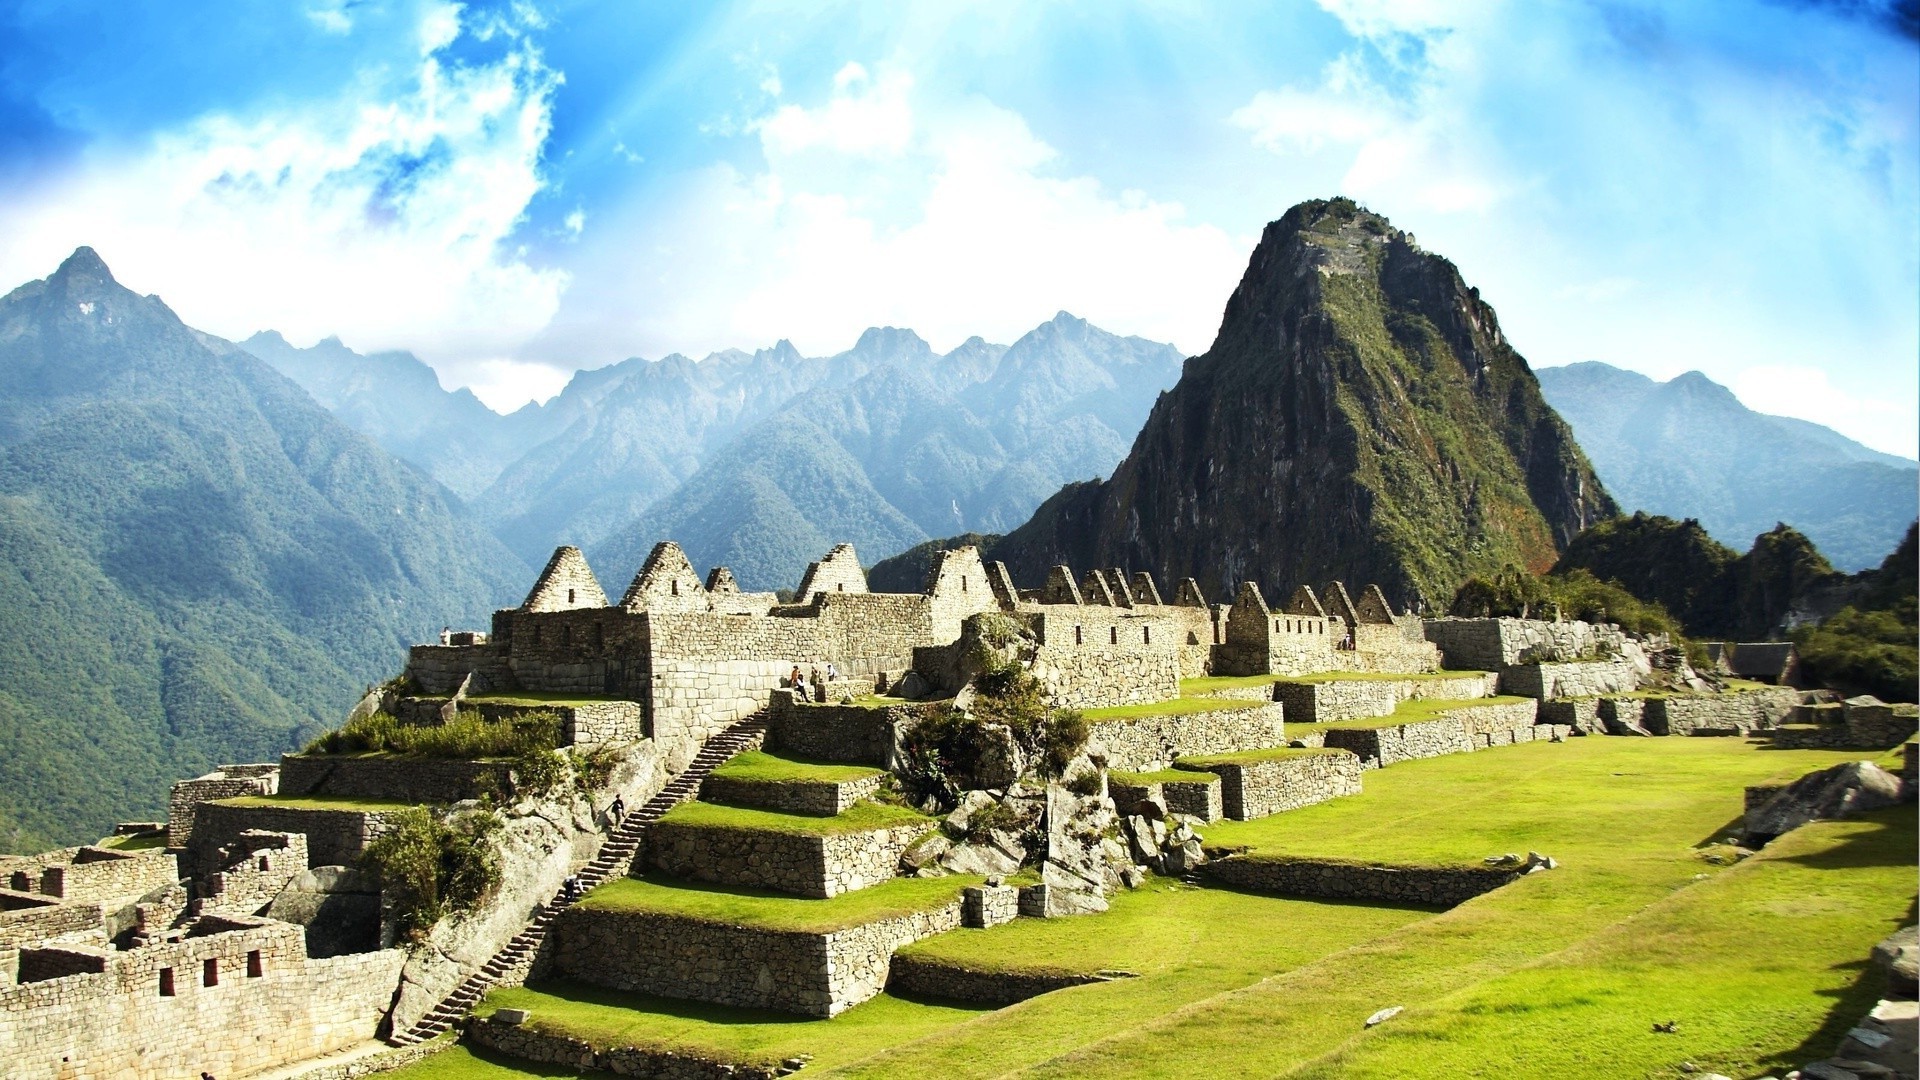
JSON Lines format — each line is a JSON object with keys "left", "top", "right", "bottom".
{"left": 215, "top": 794, "right": 417, "bottom": 814}
{"left": 1176, "top": 746, "right": 1354, "bottom": 769}
{"left": 707, "top": 750, "right": 883, "bottom": 785}
{"left": 655, "top": 800, "right": 929, "bottom": 837}
{"left": 392, "top": 739, "right": 1912, "bottom": 1080}
{"left": 1080, "top": 697, "right": 1266, "bottom": 721}
{"left": 96, "top": 832, "right": 166, "bottom": 851}
{"left": 1107, "top": 767, "right": 1221, "bottom": 787}
{"left": 576, "top": 874, "right": 978, "bottom": 934}
{"left": 424, "top": 692, "right": 630, "bottom": 707}
{"left": 1179, "top": 670, "right": 1486, "bottom": 695}
{"left": 1314, "top": 695, "right": 1533, "bottom": 731}
{"left": 844, "top": 694, "right": 919, "bottom": 709}
{"left": 304, "top": 708, "right": 562, "bottom": 758}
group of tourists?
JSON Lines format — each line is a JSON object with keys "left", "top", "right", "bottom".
{"left": 787, "top": 661, "right": 838, "bottom": 702}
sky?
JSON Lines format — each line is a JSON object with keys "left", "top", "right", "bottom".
{"left": 0, "top": 0, "right": 1914, "bottom": 457}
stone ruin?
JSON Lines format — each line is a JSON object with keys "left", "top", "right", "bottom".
{"left": 7, "top": 537, "right": 1904, "bottom": 1079}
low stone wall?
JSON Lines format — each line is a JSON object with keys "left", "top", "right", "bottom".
{"left": 278, "top": 1039, "right": 450, "bottom": 1080}
{"left": 1421, "top": 618, "right": 1632, "bottom": 671}
{"left": 648, "top": 822, "right": 925, "bottom": 898}
{"left": 186, "top": 803, "right": 396, "bottom": 879}
{"left": 1598, "top": 697, "right": 1654, "bottom": 736}
{"left": 391, "top": 698, "right": 647, "bottom": 747}
{"left": 1203, "top": 854, "right": 1523, "bottom": 908}
{"left": 1499, "top": 661, "right": 1639, "bottom": 699}
{"left": 769, "top": 699, "right": 935, "bottom": 766}
{"left": 1453, "top": 700, "right": 1542, "bottom": 746}
{"left": 6, "top": 848, "right": 179, "bottom": 906}
{"left": 279, "top": 754, "right": 515, "bottom": 804}
{"left": 469, "top": 1017, "right": 785, "bottom": 1080}
{"left": 1845, "top": 700, "right": 1920, "bottom": 749}
{"left": 1770, "top": 724, "right": 1856, "bottom": 750}
{"left": 1272, "top": 673, "right": 1497, "bottom": 724}
{"left": 1110, "top": 775, "right": 1225, "bottom": 823}
{"left": 1651, "top": 687, "right": 1799, "bottom": 736}
{"left": 1537, "top": 698, "right": 1604, "bottom": 734}
{"left": 1318, "top": 717, "right": 1475, "bottom": 769}
{"left": 700, "top": 772, "right": 883, "bottom": 816}
{"left": 167, "top": 765, "right": 279, "bottom": 848}
{"left": 1180, "top": 750, "right": 1363, "bottom": 820}
{"left": 405, "top": 642, "right": 514, "bottom": 695}
{"left": 552, "top": 901, "right": 963, "bottom": 1016}
{"left": 1087, "top": 703, "right": 1286, "bottom": 772}
{"left": 886, "top": 954, "right": 1113, "bottom": 1006}
{"left": 961, "top": 884, "right": 1018, "bottom": 928}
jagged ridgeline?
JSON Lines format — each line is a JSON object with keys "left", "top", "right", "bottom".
{"left": 988, "top": 198, "right": 1614, "bottom": 607}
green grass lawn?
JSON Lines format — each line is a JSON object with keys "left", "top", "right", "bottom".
{"left": 1313, "top": 694, "right": 1533, "bottom": 731}
{"left": 656, "top": 799, "right": 928, "bottom": 837}
{"left": 95, "top": 832, "right": 166, "bottom": 851}
{"left": 845, "top": 694, "right": 919, "bottom": 708}
{"left": 574, "top": 874, "right": 978, "bottom": 933}
{"left": 214, "top": 794, "right": 417, "bottom": 813}
{"left": 391, "top": 738, "right": 1912, "bottom": 1080}
{"left": 1177, "top": 746, "right": 1353, "bottom": 769}
{"left": 708, "top": 750, "right": 884, "bottom": 785}
{"left": 1108, "top": 768, "right": 1221, "bottom": 787}
{"left": 1081, "top": 697, "right": 1265, "bottom": 721}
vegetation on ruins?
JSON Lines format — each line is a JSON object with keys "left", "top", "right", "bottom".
{"left": 1795, "top": 523, "right": 1919, "bottom": 702}
{"left": 422, "top": 739, "right": 1912, "bottom": 1080}
{"left": 305, "top": 708, "right": 563, "bottom": 760}
{"left": 898, "top": 651, "right": 1090, "bottom": 809}
{"left": 707, "top": 751, "right": 883, "bottom": 786}
{"left": 363, "top": 806, "right": 504, "bottom": 943}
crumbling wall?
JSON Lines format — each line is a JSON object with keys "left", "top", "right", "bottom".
{"left": 168, "top": 765, "right": 279, "bottom": 849}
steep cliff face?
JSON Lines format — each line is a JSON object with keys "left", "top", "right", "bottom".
{"left": 993, "top": 198, "right": 1613, "bottom": 608}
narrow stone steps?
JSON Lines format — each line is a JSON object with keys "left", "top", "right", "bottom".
{"left": 385, "top": 715, "right": 768, "bottom": 1046}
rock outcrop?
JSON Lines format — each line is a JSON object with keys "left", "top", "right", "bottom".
{"left": 988, "top": 197, "right": 1613, "bottom": 609}
{"left": 1742, "top": 760, "right": 1908, "bottom": 846}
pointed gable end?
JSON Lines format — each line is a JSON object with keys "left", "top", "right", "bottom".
{"left": 1284, "top": 585, "right": 1326, "bottom": 618}
{"left": 621, "top": 541, "right": 709, "bottom": 613}
{"left": 1041, "top": 565, "right": 1084, "bottom": 605}
{"left": 705, "top": 566, "right": 740, "bottom": 594}
{"left": 1355, "top": 584, "right": 1396, "bottom": 624}
{"left": 795, "top": 542, "right": 868, "bottom": 601}
{"left": 1080, "top": 568, "right": 1116, "bottom": 606}
{"left": 1129, "top": 571, "right": 1164, "bottom": 606}
{"left": 1174, "top": 578, "right": 1207, "bottom": 608}
{"left": 522, "top": 546, "right": 609, "bottom": 612}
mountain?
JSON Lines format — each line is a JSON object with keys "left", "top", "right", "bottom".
{"left": 529, "top": 315, "right": 1184, "bottom": 590}
{"left": 0, "top": 248, "right": 526, "bottom": 847}
{"left": 1536, "top": 361, "right": 1917, "bottom": 571}
{"left": 238, "top": 332, "right": 547, "bottom": 499}
{"left": 980, "top": 198, "right": 1612, "bottom": 608}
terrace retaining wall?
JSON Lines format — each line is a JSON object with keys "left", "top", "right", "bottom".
{"left": 1087, "top": 703, "right": 1286, "bottom": 772}
{"left": 647, "top": 822, "right": 926, "bottom": 898}
{"left": 1181, "top": 750, "right": 1363, "bottom": 820}
{"left": 1203, "top": 855, "right": 1523, "bottom": 908}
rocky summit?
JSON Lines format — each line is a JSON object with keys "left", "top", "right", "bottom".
{"left": 990, "top": 198, "right": 1614, "bottom": 610}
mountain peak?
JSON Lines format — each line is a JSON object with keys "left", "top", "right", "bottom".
{"left": 54, "top": 246, "right": 114, "bottom": 283}
{"left": 852, "top": 325, "right": 932, "bottom": 358}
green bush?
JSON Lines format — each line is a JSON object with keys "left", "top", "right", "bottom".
{"left": 899, "top": 658, "right": 1091, "bottom": 807}
{"left": 1795, "top": 604, "right": 1919, "bottom": 703}
{"left": 362, "top": 806, "right": 503, "bottom": 942}
{"left": 305, "top": 708, "right": 562, "bottom": 760}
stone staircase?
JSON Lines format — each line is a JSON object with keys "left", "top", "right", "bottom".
{"left": 386, "top": 714, "right": 769, "bottom": 1046}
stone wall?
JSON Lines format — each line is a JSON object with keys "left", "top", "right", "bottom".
{"left": 885, "top": 953, "right": 1113, "bottom": 1006}
{"left": 1026, "top": 607, "right": 1182, "bottom": 709}
{"left": 1318, "top": 716, "right": 1476, "bottom": 769}
{"left": 469, "top": 1017, "right": 785, "bottom": 1080}
{"left": 1844, "top": 698, "right": 1920, "bottom": 749}
{"left": 1537, "top": 698, "right": 1604, "bottom": 734}
{"left": 1086, "top": 703, "right": 1287, "bottom": 772}
{"left": 647, "top": 822, "right": 925, "bottom": 898}
{"left": 700, "top": 772, "right": 883, "bottom": 817}
{"left": 552, "top": 901, "right": 963, "bottom": 1016}
{"left": 1499, "top": 660, "right": 1640, "bottom": 699}
{"left": 1181, "top": 749, "right": 1363, "bottom": 820}
{"left": 1273, "top": 672, "right": 1498, "bottom": 724}
{"left": 1452, "top": 700, "right": 1543, "bottom": 746}
{"left": 0, "top": 917, "right": 405, "bottom": 1080}
{"left": 202, "top": 832, "right": 308, "bottom": 917}
{"left": 768, "top": 698, "right": 935, "bottom": 767}
{"left": 1351, "top": 622, "right": 1442, "bottom": 674}
{"left": 521, "top": 546, "right": 609, "bottom": 613}
{"left": 1109, "top": 775, "right": 1224, "bottom": 823}
{"left": 1651, "top": 687, "right": 1801, "bottom": 736}
{"left": 187, "top": 803, "right": 396, "bottom": 879}
{"left": 1422, "top": 618, "right": 1632, "bottom": 670}
{"left": 279, "top": 754, "right": 515, "bottom": 804}
{"left": 10, "top": 848, "right": 180, "bottom": 906}
{"left": 796, "top": 542, "right": 869, "bottom": 601}
{"left": 1203, "top": 854, "right": 1524, "bottom": 907}
{"left": 167, "top": 765, "right": 279, "bottom": 848}
{"left": 406, "top": 641, "right": 515, "bottom": 695}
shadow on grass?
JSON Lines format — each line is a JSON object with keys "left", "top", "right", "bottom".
{"left": 1692, "top": 814, "right": 1749, "bottom": 848}
{"left": 513, "top": 978, "right": 818, "bottom": 1028}
{"left": 1761, "top": 957, "right": 1890, "bottom": 1075}
{"left": 455, "top": 1041, "right": 588, "bottom": 1077}
{"left": 1765, "top": 808, "right": 1918, "bottom": 872}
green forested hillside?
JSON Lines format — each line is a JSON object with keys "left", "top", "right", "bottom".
{"left": 0, "top": 249, "right": 526, "bottom": 848}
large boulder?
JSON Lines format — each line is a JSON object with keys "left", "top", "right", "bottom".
{"left": 266, "top": 866, "right": 381, "bottom": 958}
{"left": 1743, "top": 761, "right": 1908, "bottom": 846}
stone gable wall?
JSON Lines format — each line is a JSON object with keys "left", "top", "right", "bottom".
{"left": 647, "top": 822, "right": 924, "bottom": 898}
{"left": 187, "top": 804, "right": 395, "bottom": 880}
{"left": 0, "top": 918, "right": 404, "bottom": 1080}
{"left": 407, "top": 642, "right": 515, "bottom": 695}
{"left": 1203, "top": 856, "right": 1522, "bottom": 908}
{"left": 1086, "top": 703, "right": 1286, "bottom": 772}
{"left": 522, "top": 546, "right": 608, "bottom": 612}
{"left": 796, "top": 543, "right": 869, "bottom": 601}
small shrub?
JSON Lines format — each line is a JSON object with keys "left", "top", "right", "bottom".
{"left": 362, "top": 807, "right": 503, "bottom": 943}
{"left": 511, "top": 748, "right": 570, "bottom": 799}
{"left": 1064, "top": 768, "right": 1104, "bottom": 797}
{"left": 569, "top": 745, "right": 621, "bottom": 792}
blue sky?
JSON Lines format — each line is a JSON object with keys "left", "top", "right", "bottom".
{"left": 1, "top": 0, "right": 1914, "bottom": 456}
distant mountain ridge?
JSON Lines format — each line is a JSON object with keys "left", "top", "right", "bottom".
{"left": 256, "top": 313, "right": 1187, "bottom": 592}
{"left": 0, "top": 248, "right": 526, "bottom": 847}
{"left": 1536, "top": 361, "right": 1917, "bottom": 571}
{"left": 975, "top": 198, "right": 1612, "bottom": 607}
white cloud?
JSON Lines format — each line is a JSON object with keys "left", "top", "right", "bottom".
{"left": 540, "top": 64, "right": 1247, "bottom": 361}
{"left": 0, "top": 0, "right": 565, "bottom": 397}
{"left": 466, "top": 358, "right": 571, "bottom": 412}
{"left": 1732, "top": 364, "right": 1916, "bottom": 459}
